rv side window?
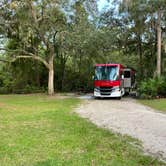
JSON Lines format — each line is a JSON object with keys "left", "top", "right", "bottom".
{"left": 124, "top": 71, "right": 130, "bottom": 78}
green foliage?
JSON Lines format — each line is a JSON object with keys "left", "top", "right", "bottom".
{"left": 0, "top": 0, "right": 166, "bottom": 94}
{"left": 138, "top": 77, "right": 166, "bottom": 99}
{"left": 0, "top": 69, "right": 13, "bottom": 94}
{"left": 61, "top": 70, "right": 93, "bottom": 92}
{"left": 138, "top": 79, "right": 158, "bottom": 99}
{"left": 11, "top": 85, "right": 46, "bottom": 94}
{"left": 0, "top": 60, "right": 47, "bottom": 94}
{"left": 157, "top": 77, "right": 166, "bottom": 96}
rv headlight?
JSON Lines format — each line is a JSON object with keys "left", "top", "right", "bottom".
{"left": 112, "top": 86, "right": 120, "bottom": 91}
{"left": 94, "top": 87, "right": 100, "bottom": 92}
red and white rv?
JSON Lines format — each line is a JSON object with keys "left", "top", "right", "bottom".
{"left": 94, "top": 63, "right": 136, "bottom": 99}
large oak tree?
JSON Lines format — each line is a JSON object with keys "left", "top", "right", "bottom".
{"left": 0, "top": 0, "right": 67, "bottom": 95}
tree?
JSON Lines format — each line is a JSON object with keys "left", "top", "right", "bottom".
{"left": 0, "top": 0, "right": 67, "bottom": 95}
{"left": 121, "top": 0, "right": 166, "bottom": 77}
{"left": 157, "top": 6, "right": 162, "bottom": 77}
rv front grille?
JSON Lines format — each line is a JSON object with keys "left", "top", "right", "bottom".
{"left": 100, "top": 87, "right": 112, "bottom": 95}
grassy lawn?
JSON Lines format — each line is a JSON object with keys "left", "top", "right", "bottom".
{"left": 0, "top": 95, "right": 164, "bottom": 166}
{"left": 139, "top": 99, "right": 166, "bottom": 113}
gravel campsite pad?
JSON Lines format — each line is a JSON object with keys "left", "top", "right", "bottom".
{"left": 76, "top": 97, "right": 166, "bottom": 161}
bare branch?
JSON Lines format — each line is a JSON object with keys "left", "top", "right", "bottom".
{"left": 28, "top": 0, "right": 37, "bottom": 22}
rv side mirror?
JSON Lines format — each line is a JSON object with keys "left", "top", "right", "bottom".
{"left": 121, "top": 75, "right": 124, "bottom": 79}
{"left": 92, "top": 75, "right": 95, "bottom": 80}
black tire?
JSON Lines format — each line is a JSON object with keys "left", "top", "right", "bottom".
{"left": 94, "top": 96, "right": 100, "bottom": 100}
{"left": 117, "top": 96, "right": 122, "bottom": 100}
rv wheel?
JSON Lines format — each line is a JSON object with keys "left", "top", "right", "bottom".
{"left": 117, "top": 97, "right": 122, "bottom": 100}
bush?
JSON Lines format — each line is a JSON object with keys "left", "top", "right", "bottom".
{"left": 0, "top": 84, "right": 46, "bottom": 94}
{"left": 56, "top": 67, "right": 93, "bottom": 93}
{"left": 157, "top": 77, "right": 166, "bottom": 96}
{"left": 11, "top": 85, "right": 46, "bottom": 94}
{"left": 138, "top": 77, "right": 166, "bottom": 99}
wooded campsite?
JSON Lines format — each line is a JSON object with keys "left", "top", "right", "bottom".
{"left": 0, "top": 1, "right": 166, "bottom": 166}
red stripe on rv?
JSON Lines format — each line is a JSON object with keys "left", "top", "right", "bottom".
{"left": 94, "top": 80, "right": 120, "bottom": 87}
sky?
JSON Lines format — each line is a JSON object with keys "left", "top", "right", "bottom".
{"left": 97, "top": 0, "right": 112, "bottom": 12}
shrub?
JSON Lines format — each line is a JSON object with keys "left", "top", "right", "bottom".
{"left": 12, "top": 85, "right": 46, "bottom": 94}
{"left": 138, "top": 77, "right": 166, "bottom": 99}
{"left": 157, "top": 77, "right": 166, "bottom": 97}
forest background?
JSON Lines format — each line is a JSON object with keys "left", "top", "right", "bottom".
{"left": 0, "top": 0, "right": 166, "bottom": 96}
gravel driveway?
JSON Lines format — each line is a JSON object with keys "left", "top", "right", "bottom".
{"left": 76, "top": 97, "right": 166, "bottom": 160}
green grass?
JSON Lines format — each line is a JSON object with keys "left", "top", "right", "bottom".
{"left": 0, "top": 95, "right": 164, "bottom": 166}
{"left": 139, "top": 99, "right": 166, "bottom": 113}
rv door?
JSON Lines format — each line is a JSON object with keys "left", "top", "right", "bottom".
{"left": 124, "top": 69, "right": 131, "bottom": 88}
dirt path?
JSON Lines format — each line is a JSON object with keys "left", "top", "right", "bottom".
{"left": 76, "top": 97, "right": 166, "bottom": 160}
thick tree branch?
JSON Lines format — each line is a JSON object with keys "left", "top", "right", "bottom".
{"left": 0, "top": 47, "right": 21, "bottom": 53}
{"left": 28, "top": 1, "right": 49, "bottom": 48}
{"left": 12, "top": 55, "right": 50, "bottom": 69}
{"left": 0, "top": 47, "right": 50, "bottom": 69}
{"left": 0, "top": 59, "right": 9, "bottom": 63}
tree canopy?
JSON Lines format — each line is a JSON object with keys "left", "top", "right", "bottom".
{"left": 0, "top": 0, "right": 166, "bottom": 94}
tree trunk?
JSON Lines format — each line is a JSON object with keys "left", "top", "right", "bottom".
{"left": 157, "top": 8, "right": 161, "bottom": 77}
{"left": 48, "top": 56, "right": 54, "bottom": 95}
{"left": 138, "top": 35, "right": 143, "bottom": 78}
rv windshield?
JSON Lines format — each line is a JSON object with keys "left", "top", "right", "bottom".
{"left": 95, "top": 66, "right": 119, "bottom": 81}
